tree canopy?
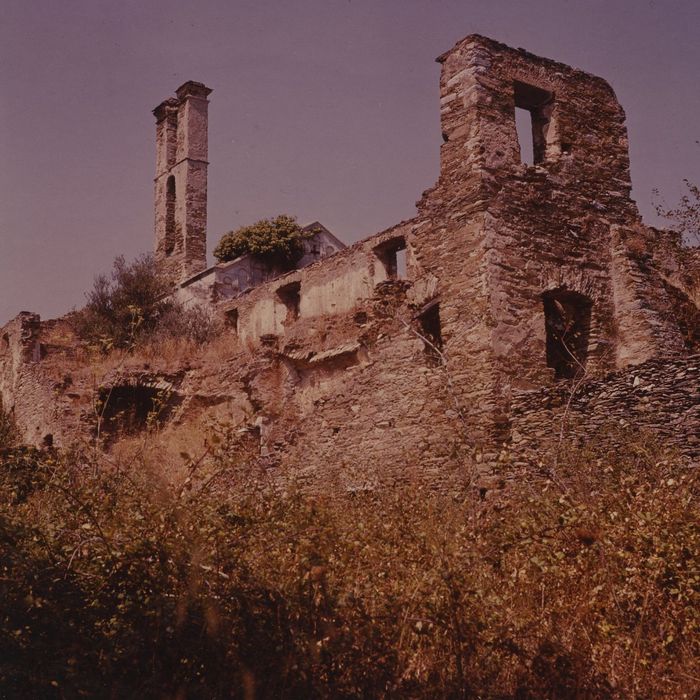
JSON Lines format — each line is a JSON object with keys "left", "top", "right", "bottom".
{"left": 213, "top": 215, "right": 310, "bottom": 268}
{"left": 73, "top": 254, "right": 173, "bottom": 351}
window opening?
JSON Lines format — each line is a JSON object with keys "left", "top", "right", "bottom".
{"left": 374, "top": 237, "right": 407, "bottom": 280}
{"left": 542, "top": 289, "right": 592, "bottom": 379}
{"left": 515, "top": 108, "right": 535, "bottom": 166}
{"left": 417, "top": 301, "right": 443, "bottom": 363}
{"left": 277, "top": 281, "right": 301, "bottom": 324}
{"left": 165, "top": 175, "right": 176, "bottom": 255}
{"left": 225, "top": 308, "right": 239, "bottom": 334}
{"left": 396, "top": 248, "right": 407, "bottom": 278}
{"left": 514, "top": 81, "right": 555, "bottom": 165}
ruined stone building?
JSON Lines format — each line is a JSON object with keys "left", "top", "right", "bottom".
{"left": 152, "top": 80, "right": 345, "bottom": 306}
{"left": 1, "top": 35, "right": 698, "bottom": 488}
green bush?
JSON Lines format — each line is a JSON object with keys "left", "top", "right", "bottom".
{"left": 0, "top": 436, "right": 697, "bottom": 698}
{"left": 73, "top": 254, "right": 174, "bottom": 351}
{"left": 213, "top": 215, "right": 310, "bottom": 268}
{"left": 73, "top": 255, "right": 221, "bottom": 352}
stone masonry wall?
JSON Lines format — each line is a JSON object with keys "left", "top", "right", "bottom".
{"left": 0, "top": 313, "right": 70, "bottom": 446}
{"left": 511, "top": 355, "right": 699, "bottom": 463}
{"left": 0, "top": 35, "right": 697, "bottom": 486}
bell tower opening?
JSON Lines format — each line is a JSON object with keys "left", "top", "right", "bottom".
{"left": 165, "top": 175, "right": 176, "bottom": 255}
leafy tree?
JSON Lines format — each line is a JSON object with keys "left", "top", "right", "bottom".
{"left": 73, "top": 254, "right": 174, "bottom": 351}
{"left": 213, "top": 215, "right": 311, "bottom": 268}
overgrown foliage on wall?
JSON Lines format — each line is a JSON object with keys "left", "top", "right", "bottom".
{"left": 213, "top": 215, "right": 311, "bottom": 268}
{"left": 0, "top": 399, "right": 18, "bottom": 450}
{"left": 72, "top": 254, "right": 221, "bottom": 352}
{"left": 0, "top": 433, "right": 697, "bottom": 698}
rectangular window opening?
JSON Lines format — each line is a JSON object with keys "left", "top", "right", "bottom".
{"left": 277, "top": 281, "right": 301, "bottom": 324}
{"left": 514, "top": 81, "right": 555, "bottom": 165}
{"left": 225, "top": 308, "right": 239, "bottom": 334}
{"left": 515, "top": 107, "right": 535, "bottom": 166}
{"left": 542, "top": 289, "right": 592, "bottom": 380}
{"left": 374, "top": 237, "right": 407, "bottom": 281}
{"left": 417, "top": 301, "right": 443, "bottom": 363}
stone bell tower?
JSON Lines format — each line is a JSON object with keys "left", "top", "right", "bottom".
{"left": 153, "top": 81, "right": 212, "bottom": 284}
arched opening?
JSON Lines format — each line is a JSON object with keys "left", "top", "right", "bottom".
{"left": 542, "top": 289, "right": 592, "bottom": 379}
{"left": 97, "top": 383, "right": 175, "bottom": 440}
{"left": 165, "top": 175, "right": 176, "bottom": 255}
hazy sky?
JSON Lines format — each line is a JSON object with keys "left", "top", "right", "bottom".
{"left": 1, "top": 0, "right": 699, "bottom": 323}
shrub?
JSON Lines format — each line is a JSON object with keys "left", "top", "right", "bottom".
{"left": 0, "top": 399, "right": 18, "bottom": 450}
{"left": 654, "top": 178, "right": 700, "bottom": 246}
{"left": 73, "top": 254, "right": 174, "bottom": 351}
{"left": 0, "top": 434, "right": 697, "bottom": 698}
{"left": 153, "top": 304, "right": 224, "bottom": 346}
{"left": 73, "top": 255, "right": 223, "bottom": 353}
{"left": 213, "top": 215, "right": 310, "bottom": 268}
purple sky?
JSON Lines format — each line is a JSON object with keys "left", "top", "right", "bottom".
{"left": 2, "top": 0, "right": 699, "bottom": 324}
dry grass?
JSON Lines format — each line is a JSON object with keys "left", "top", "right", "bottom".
{"left": 1, "top": 432, "right": 697, "bottom": 699}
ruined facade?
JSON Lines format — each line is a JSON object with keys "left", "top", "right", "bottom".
{"left": 1, "top": 35, "right": 698, "bottom": 486}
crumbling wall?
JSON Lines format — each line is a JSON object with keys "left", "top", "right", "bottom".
{"left": 511, "top": 354, "right": 699, "bottom": 463}
{"left": 1, "top": 35, "right": 697, "bottom": 480}
{"left": 0, "top": 313, "right": 68, "bottom": 446}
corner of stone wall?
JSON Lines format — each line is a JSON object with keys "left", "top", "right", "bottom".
{"left": 610, "top": 224, "right": 687, "bottom": 366}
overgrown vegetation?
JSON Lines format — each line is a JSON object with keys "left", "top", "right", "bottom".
{"left": 654, "top": 178, "right": 700, "bottom": 245}
{"left": 73, "top": 254, "right": 221, "bottom": 352}
{"left": 0, "top": 399, "right": 18, "bottom": 450}
{"left": 213, "top": 215, "right": 311, "bottom": 268}
{"left": 0, "top": 433, "right": 697, "bottom": 698}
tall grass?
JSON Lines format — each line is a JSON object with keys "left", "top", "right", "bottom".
{"left": 0, "top": 433, "right": 697, "bottom": 698}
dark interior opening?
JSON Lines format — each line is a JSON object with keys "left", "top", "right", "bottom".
{"left": 165, "top": 175, "right": 176, "bottom": 255}
{"left": 514, "top": 81, "right": 555, "bottom": 165}
{"left": 374, "top": 237, "right": 407, "bottom": 280}
{"left": 277, "top": 282, "right": 301, "bottom": 324}
{"left": 225, "top": 308, "right": 239, "bottom": 334}
{"left": 417, "top": 301, "right": 443, "bottom": 362}
{"left": 542, "top": 289, "right": 592, "bottom": 379}
{"left": 98, "top": 384, "right": 167, "bottom": 437}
